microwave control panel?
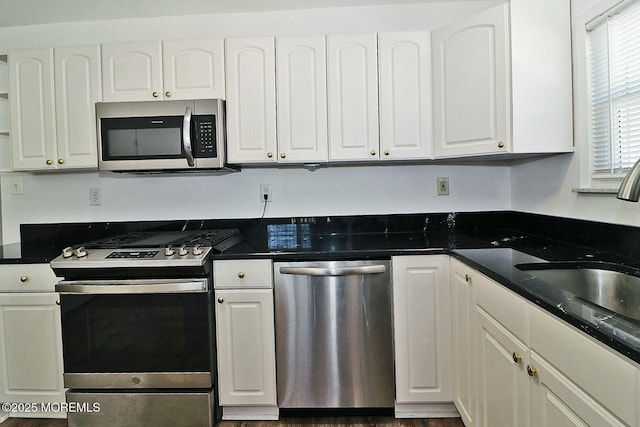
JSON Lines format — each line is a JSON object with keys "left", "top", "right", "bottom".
{"left": 193, "top": 115, "right": 217, "bottom": 157}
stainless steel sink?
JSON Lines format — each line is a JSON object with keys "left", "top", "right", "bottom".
{"left": 516, "top": 262, "right": 640, "bottom": 322}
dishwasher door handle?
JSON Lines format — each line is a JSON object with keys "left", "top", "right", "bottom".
{"left": 279, "top": 265, "right": 386, "bottom": 276}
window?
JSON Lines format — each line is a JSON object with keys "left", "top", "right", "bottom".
{"left": 587, "top": 0, "right": 640, "bottom": 183}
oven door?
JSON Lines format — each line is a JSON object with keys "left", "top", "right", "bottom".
{"left": 56, "top": 279, "right": 214, "bottom": 389}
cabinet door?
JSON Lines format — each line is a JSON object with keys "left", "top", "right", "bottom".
{"left": 101, "top": 41, "right": 163, "bottom": 102}
{"left": 162, "top": 39, "right": 225, "bottom": 100}
{"left": 432, "top": 3, "right": 510, "bottom": 158}
{"left": 54, "top": 45, "right": 101, "bottom": 169}
{"left": 327, "top": 34, "right": 379, "bottom": 161}
{"left": 225, "top": 37, "right": 277, "bottom": 164}
{"left": 276, "top": 36, "right": 328, "bottom": 163}
{"left": 477, "top": 308, "right": 529, "bottom": 427}
{"left": 529, "top": 352, "right": 626, "bottom": 427}
{"left": 449, "top": 258, "right": 477, "bottom": 427}
{"left": 215, "top": 289, "right": 277, "bottom": 406}
{"left": 0, "top": 293, "right": 65, "bottom": 404}
{"left": 9, "top": 48, "right": 57, "bottom": 171}
{"left": 378, "top": 32, "right": 432, "bottom": 160}
{"left": 392, "top": 255, "right": 452, "bottom": 403}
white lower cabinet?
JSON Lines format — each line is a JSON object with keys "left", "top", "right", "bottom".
{"left": 529, "top": 305, "right": 638, "bottom": 427}
{"left": 529, "top": 351, "right": 626, "bottom": 427}
{"left": 0, "top": 264, "right": 65, "bottom": 419}
{"left": 449, "top": 258, "right": 478, "bottom": 427}
{"left": 392, "top": 255, "right": 456, "bottom": 417}
{"left": 475, "top": 272, "right": 529, "bottom": 427}
{"left": 213, "top": 260, "right": 278, "bottom": 420}
{"left": 477, "top": 307, "right": 529, "bottom": 427}
{"left": 453, "top": 258, "right": 640, "bottom": 427}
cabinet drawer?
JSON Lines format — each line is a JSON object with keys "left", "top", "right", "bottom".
{"left": 475, "top": 273, "right": 528, "bottom": 344}
{"left": 0, "top": 264, "right": 58, "bottom": 292}
{"left": 213, "top": 260, "right": 273, "bottom": 289}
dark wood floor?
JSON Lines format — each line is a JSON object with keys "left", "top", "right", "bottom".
{"left": 1, "top": 416, "right": 464, "bottom": 427}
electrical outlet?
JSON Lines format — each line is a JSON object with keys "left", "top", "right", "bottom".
{"left": 260, "top": 184, "right": 272, "bottom": 202}
{"left": 9, "top": 177, "right": 23, "bottom": 195}
{"left": 89, "top": 188, "right": 101, "bottom": 206}
{"left": 437, "top": 177, "right": 450, "bottom": 196}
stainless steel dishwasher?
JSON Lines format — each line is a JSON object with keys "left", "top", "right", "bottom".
{"left": 274, "top": 260, "right": 394, "bottom": 408}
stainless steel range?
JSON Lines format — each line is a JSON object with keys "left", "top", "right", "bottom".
{"left": 50, "top": 229, "right": 241, "bottom": 427}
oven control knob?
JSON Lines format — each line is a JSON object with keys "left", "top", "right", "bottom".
{"left": 178, "top": 245, "right": 189, "bottom": 256}
{"left": 62, "top": 247, "right": 74, "bottom": 258}
{"left": 164, "top": 245, "right": 175, "bottom": 256}
{"left": 74, "top": 246, "right": 88, "bottom": 258}
{"left": 192, "top": 245, "right": 203, "bottom": 256}
{"left": 132, "top": 376, "right": 141, "bottom": 385}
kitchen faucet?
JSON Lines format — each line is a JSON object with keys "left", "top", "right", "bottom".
{"left": 617, "top": 159, "right": 640, "bottom": 201}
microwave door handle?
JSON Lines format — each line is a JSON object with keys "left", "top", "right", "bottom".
{"left": 182, "top": 106, "right": 195, "bottom": 167}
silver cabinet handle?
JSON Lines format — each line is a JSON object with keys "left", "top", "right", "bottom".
{"left": 183, "top": 106, "right": 195, "bottom": 167}
{"left": 279, "top": 265, "right": 386, "bottom": 276}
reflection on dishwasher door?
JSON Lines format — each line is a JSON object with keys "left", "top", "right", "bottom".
{"left": 274, "top": 260, "right": 394, "bottom": 408}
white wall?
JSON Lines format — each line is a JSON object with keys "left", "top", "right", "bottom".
{"left": 0, "top": 1, "right": 510, "bottom": 244}
{"left": 510, "top": 0, "right": 640, "bottom": 227}
{"left": 0, "top": 165, "right": 511, "bottom": 244}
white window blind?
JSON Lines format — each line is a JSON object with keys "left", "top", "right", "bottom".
{"left": 588, "top": 0, "right": 640, "bottom": 180}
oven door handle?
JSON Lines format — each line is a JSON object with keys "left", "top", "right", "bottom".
{"left": 278, "top": 265, "right": 387, "bottom": 276}
{"left": 55, "top": 279, "right": 208, "bottom": 294}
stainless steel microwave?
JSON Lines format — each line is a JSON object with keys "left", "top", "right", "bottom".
{"left": 97, "top": 99, "right": 235, "bottom": 173}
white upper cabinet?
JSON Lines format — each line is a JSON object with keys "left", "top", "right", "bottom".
{"left": 432, "top": 0, "right": 573, "bottom": 158}
{"left": 9, "top": 48, "right": 57, "bottom": 170}
{"left": 162, "top": 39, "right": 225, "bottom": 100}
{"left": 54, "top": 45, "right": 101, "bottom": 169}
{"left": 378, "top": 32, "right": 432, "bottom": 160}
{"left": 276, "top": 36, "right": 328, "bottom": 163}
{"left": 432, "top": 4, "right": 509, "bottom": 158}
{"left": 101, "top": 41, "right": 163, "bottom": 102}
{"left": 327, "top": 33, "right": 379, "bottom": 161}
{"left": 225, "top": 37, "right": 277, "bottom": 164}
{"left": 102, "top": 39, "right": 224, "bottom": 102}
{"left": 10, "top": 46, "right": 101, "bottom": 171}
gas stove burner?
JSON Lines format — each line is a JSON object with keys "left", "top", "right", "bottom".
{"left": 79, "top": 228, "right": 242, "bottom": 253}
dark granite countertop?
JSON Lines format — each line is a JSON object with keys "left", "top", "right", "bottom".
{"left": 451, "top": 248, "right": 640, "bottom": 364}
{"left": 10, "top": 211, "right": 640, "bottom": 364}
